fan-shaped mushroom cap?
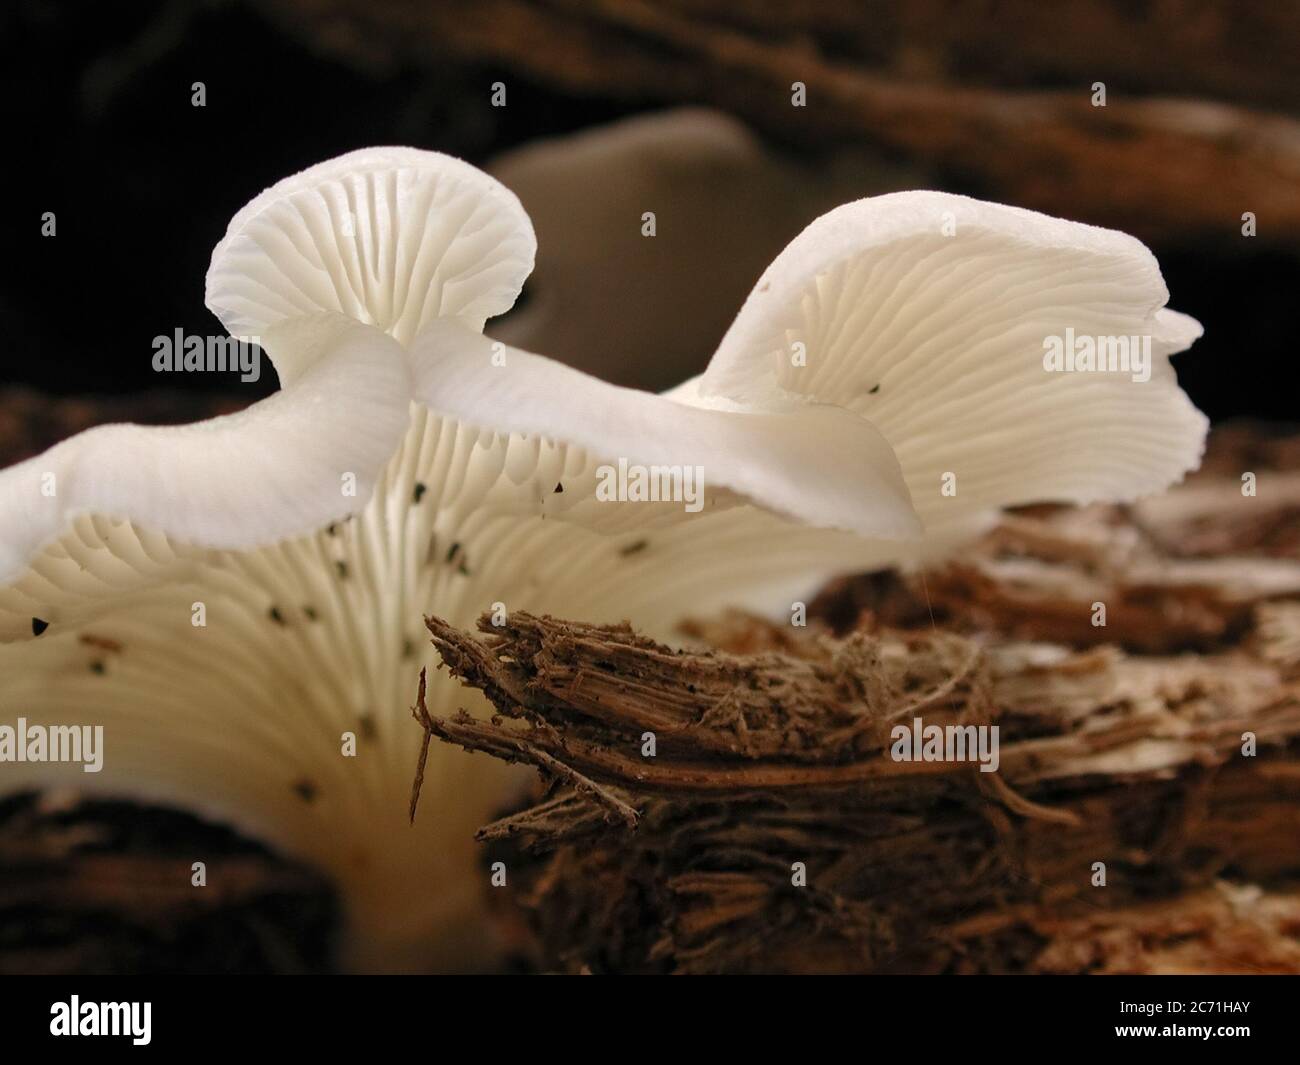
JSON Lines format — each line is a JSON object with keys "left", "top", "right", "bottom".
{"left": 414, "top": 189, "right": 1206, "bottom": 554}
{"left": 702, "top": 190, "right": 1208, "bottom": 517}
{"left": 2, "top": 147, "right": 540, "bottom": 623}
{"left": 0, "top": 149, "right": 546, "bottom": 969}
{"left": 206, "top": 147, "right": 536, "bottom": 382}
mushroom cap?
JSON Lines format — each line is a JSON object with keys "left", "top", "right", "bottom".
{"left": 701, "top": 190, "right": 1208, "bottom": 516}
{"left": 0, "top": 319, "right": 411, "bottom": 608}
{"left": 413, "top": 188, "right": 1206, "bottom": 550}
{"left": 206, "top": 147, "right": 536, "bottom": 381}
{"left": 413, "top": 319, "right": 922, "bottom": 540}
{"left": 2, "top": 147, "right": 538, "bottom": 613}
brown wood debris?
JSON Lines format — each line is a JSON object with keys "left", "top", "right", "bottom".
{"left": 0, "top": 795, "right": 336, "bottom": 974}
{"left": 415, "top": 440, "right": 1300, "bottom": 973}
{"left": 261, "top": 0, "right": 1300, "bottom": 250}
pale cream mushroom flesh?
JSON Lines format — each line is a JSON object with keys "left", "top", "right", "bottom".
{"left": 486, "top": 107, "right": 926, "bottom": 389}
{"left": 0, "top": 146, "right": 1206, "bottom": 970}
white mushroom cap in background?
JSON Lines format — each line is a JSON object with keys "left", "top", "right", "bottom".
{"left": 486, "top": 108, "right": 925, "bottom": 391}
{"left": 0, "top": 133, "right": 1206, "bottom": 970}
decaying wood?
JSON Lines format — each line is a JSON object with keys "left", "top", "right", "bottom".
{"left": 261, "top": 0, "right": 1300, "bottom": 249}
{"left": 415, "top": 450, "right": 1300, "bottom": 973}
{"left": 1026, "top": 883, "right": 1300, "bottom": 976}
{"left": 0, "top": 795, "right": 335, "bottom": 975}
{"left": 259, "top": 1, "right": 1300, "bottom": 114}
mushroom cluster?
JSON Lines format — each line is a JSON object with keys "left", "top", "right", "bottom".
{"left": 0, "top": 147, "right": 1206, "bottom": 969}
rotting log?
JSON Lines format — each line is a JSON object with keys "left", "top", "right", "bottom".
{"left": 413, "top": 440, "right": 1300, "bottom": 973}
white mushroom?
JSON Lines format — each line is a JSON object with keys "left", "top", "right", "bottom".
{"left": 0, "top": 147, "right": 1206, "bottom": 970}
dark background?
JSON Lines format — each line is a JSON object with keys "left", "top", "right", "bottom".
{"left": 0, "top": 0, "right": 1295, "bottom": 421}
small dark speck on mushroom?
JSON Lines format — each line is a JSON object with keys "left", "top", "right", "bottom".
{"left": 868, "top": 383, "right": 881, "bottom": 395}
{"left": 90, "top": 661, "right": 106, "bottom": 675}
{"left": 32, "top": 617, "right": 49, "bottom": 636}
{"left": 447, "top": 543, "right": 472, "bottom": 576}
{"left": 413, "top": 481, "right": 427, "bottom": 504}
{"left": 336, "top": 560, "right": 349, "bottom": 580}
{"left": 293, "top": 779, "right": 318, "bottom": 803}
{"left": 402, "top": 638, "right": 415, "bottom": 660}
{"left": 358, "top": 715, "right": 377, "bottom": 741}
{"left": 619, "top": 539, "right": 649, "bottom": 557}
{"left": 269, "top": 606, "right": 286, "bottom": 625}
{"left": 304, "top": 606, "right": 319, "bottom": 621}
{"left": 554, "top": 482, "right": 564, "bottom": 494}
{"left": 327, "top": 522, "right": 339, "bottom": 537}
